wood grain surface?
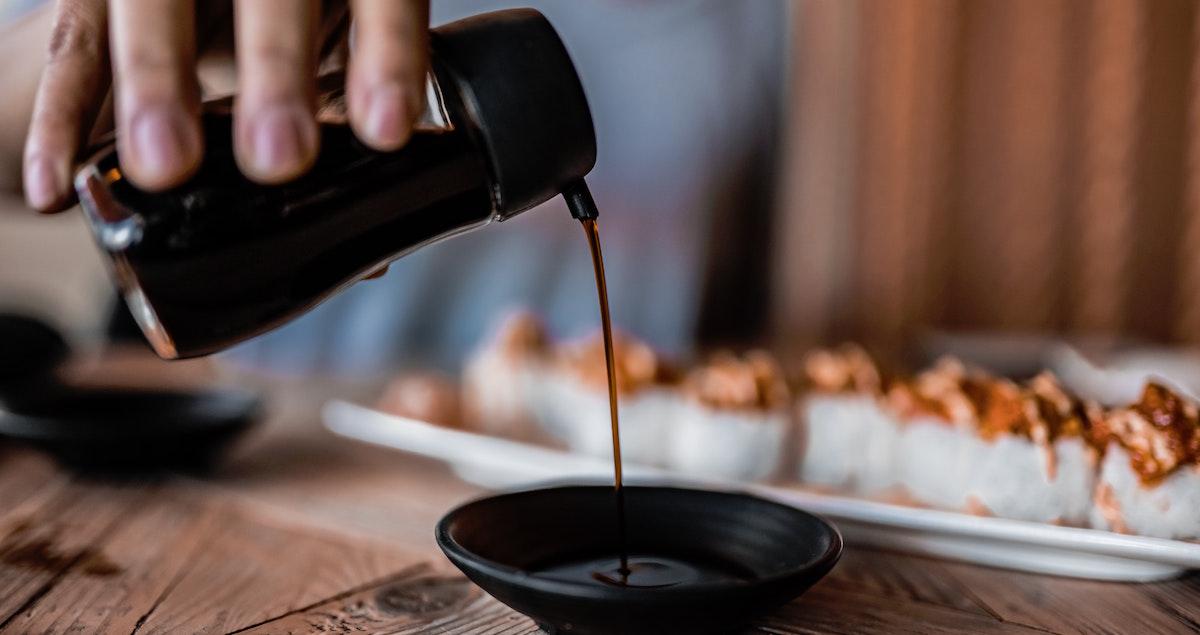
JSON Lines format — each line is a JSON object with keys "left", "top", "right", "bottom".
{"left": 0, "top": 374, "right": 1197, "bottom": 634}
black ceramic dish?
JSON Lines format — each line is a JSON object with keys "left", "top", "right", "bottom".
{"left": 0, "top": 385, "right": 260, "bottom": 472}
{"left": 0, "top": 313, "right": 70, "bottom": 391}
{"left": 436, "top": 485, "right": 842, "bottom": 635}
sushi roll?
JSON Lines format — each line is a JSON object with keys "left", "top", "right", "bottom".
{"left": 530, "top": 330, "right": 680, "bottom": 467}
{"left": 889, "top": 362, "right": 1097, "bottom": 524}
{"left": 461, "top": 310, "right": 550, "bottom": 440}
{"left": 379, "top": 372, "right": 462, "bottom": 428}
{"left": 960, "top": 372, "right": 1098, "bottom": 524}
{"left": 795, "top": 345, "right": 898, "bottom": 493}
{"left": 887, "top": 358, "right": 979, "bottom": 510}
{"left": 667, "top": 350, "right": 791, "bottom": 481}
{"left": 1089, "top": 382, "right": 1200, "bottom": 539}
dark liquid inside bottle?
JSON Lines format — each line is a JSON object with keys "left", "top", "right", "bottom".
{"left": 80, "top": 113, "right": 494, "bottom": 359}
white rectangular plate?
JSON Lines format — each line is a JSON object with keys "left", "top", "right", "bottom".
{"left": 323, "top": 400, "right": 1200, "bottom": 582}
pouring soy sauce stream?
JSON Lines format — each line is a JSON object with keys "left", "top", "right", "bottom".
{"left": 566, "top": 183, "right": 631, "bottom": 583}
{"left": 563, "top": 183, "right": 730, "bottom": 589}
{"left": 584, "top": 217, "right": 633, "bottom": 584}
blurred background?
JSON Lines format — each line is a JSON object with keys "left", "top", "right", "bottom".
{"left": 2, "top": 0, "right": 1199, "bottom": 376}
{"left": 776, "top": 0, "right": 1200, "bottom": 365}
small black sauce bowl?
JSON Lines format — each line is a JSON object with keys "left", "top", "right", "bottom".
{"left": 436, "top": 485, "right": 842, "bottom": 635}
{"left": 0, "top": 385, "right": 261, "bottom": 473}
{"left": 0, "top": 313, "right": 69, "bottom": 394}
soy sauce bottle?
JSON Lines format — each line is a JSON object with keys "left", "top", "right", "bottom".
{"left": 76, "top": 9, "right": 597, "bottom": 359}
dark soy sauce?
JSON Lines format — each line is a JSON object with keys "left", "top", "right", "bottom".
{"left": 536, "top": 555, "right": 753, "bottom": 589}
{"left": 580, "top": 216, "right": 630, "bottom": 581}
{"left": 562, "top": 183, "right": 750, "bottom": 590}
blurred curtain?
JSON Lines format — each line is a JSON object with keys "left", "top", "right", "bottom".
{"left": 772, "top": 0, "right": 1200, "bottom": 358}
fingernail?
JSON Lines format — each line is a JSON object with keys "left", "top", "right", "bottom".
{"left": 364, "top": 84, "right": 411, "bottom": 149}
{"left": 130, "top": 109, "right": 193, "bottom": 187}
{"left": 250, "top": 107, "right": 313, "bottom": 178}
{"left": 24, "top": 156, "right": 61, "bottom": 210}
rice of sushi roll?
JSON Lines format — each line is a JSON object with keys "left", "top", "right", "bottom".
{"left": 666, "top": 350, "right": 791, "bottom": 481}
{"left": 795, "top": 345, "right": 898, "bottom": 493}
{"left": 529, "top": 330, "right": 680, "bottom": 467}
{"left": 889, "top": 362, "right": 1097, "bottom": 524}
{"left": 461, "top": 310, "right": 549, "bottom": 440}
{"left": 1089, "top": 382, "right": 1200, "bottom": 539}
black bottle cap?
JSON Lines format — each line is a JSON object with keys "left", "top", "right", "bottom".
{"left": 433, "top": 9, "right": 598, "bottom": 219}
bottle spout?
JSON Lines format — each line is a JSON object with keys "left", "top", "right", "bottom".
{"left": 564, "top": 179, "right": 598, "bottom": 220}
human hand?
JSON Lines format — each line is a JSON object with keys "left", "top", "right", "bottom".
{"left": 22, "top": 0, "right": 430, "bottom": 212}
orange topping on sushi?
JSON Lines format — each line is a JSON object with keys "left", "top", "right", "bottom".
{"left": 491, "top": 311, "right": 550, "bottom": 356}
{"left": 964, "top": 377, "right": 1031, "bottom": 441}
{"left": 556, "top": 330, "right": 678, "bottom": 394}
{"left": 885, "top": 362, "right": 1093, "bottom": 446}
{"left": 1093, "top": 483, "right": 1130, "bottom": 534}
{"left": 884, "top": 358, "right": 975, "bottom": 425}
{"left": 1093, "top": 382, "right": 1200, "bottom": 483}
{"left": 802, "top": 344, "right": 882, "bottom": 394}
{"left": 378, "top": 372, "right": 462, "bottom": 428}
{"left": 1025, "top": 372, "right": 1093, "bottom": 441}
{"left": 684, "top": 350, "right": 789, "bottom": 411}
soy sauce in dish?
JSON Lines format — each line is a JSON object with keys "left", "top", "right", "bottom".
{"left": 559, "top": 187, "right": 755, "bottom": 589}
{"left": 536, "top": 553, "right": 754, "bottom": 588}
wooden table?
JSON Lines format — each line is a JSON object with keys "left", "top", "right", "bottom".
{"left": 1, "top": 370, "right": 1199, "bottom": 635}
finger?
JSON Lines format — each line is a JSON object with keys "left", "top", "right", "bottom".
{"left": 195, "top": 1, "right": 237, "bottom": 97}
{"left": 347, "top": 0, "right": 429, "bottom": 151}
{"left": 22, "top": 0, "right": 110, "bottom": 212}
{"left": 234, "top": 0, "right": 320, "bottom": 184}
{"left": 108, "top": 0, "right": 203, "bottom": 191}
